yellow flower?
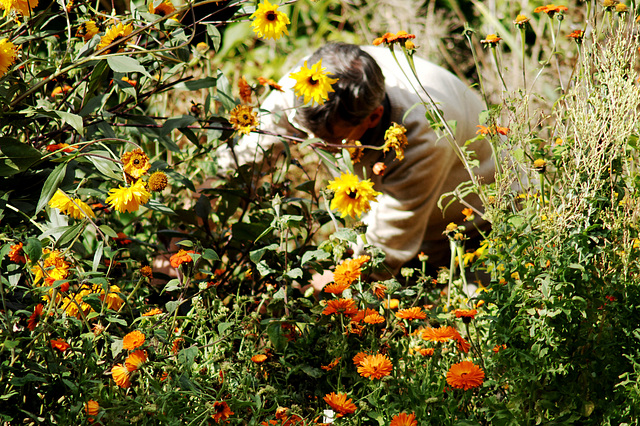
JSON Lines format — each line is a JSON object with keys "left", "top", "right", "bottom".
{"left": 327, "top": 172, "right": 380, "bottom": 219}
{"left": 480, "top": 34, "right": 502, "bottom": 46}
{"left": 76, "top": 20, "right": 99, "bottom": 41}
{"left": 383, "top": 123, "right": 408, "bottom": 161}
{"left": 148, "top": 0, "right": 177, "bottom": 18}
{"left": 513, "top": 14, "right": 530, "bottom": 27}
{"left": 124, "top": 349, "right": 148, "bottom": 371}
{"left": 97, "top": 22, "right": 133, "bottom": 54}
{"left": 122, "top": 330, "right": 145, "bottom": 350}
{"left": 250, "top": 0, "right": 290, "bottom": 40}
{"left": 229, "top": 104, "right": 258, "bottom": 135}
{"left": 48, "top": 189, "right": 95, "bottom": 219}
{"left": 0, "top": 38, "right": 17, "bottom": 78}
{"left": 345, "top": 140, "right": 363, "bottom": 163}
{"left": 102, "top": 285, "right": 124, "bottom": 310}
{"left": 0, "top": 0, "right": 38, "bottom": 16}
{"left": 148, "top": 171, "right": 168, "bottom": 191}
{"left": 106, "top": 180, "right": 151, "bottom": 213}
{"left": 111, "top": 364, "right": 131, "bottom": 388}
{"left": 290, "top": 60, "right": 338, "bottom": 106}
{"left": 121, "top": 148, "right": 151, "bottom": 180}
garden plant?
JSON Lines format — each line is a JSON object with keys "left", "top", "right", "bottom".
{"left": 2, "top": 0, "right": 640, "bottom": 424}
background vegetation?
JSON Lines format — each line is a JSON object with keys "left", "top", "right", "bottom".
{"left": 2, "top": 0, "right": 640, "bottom": 424}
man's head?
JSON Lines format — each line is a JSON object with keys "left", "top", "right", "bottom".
{"left": 295, "top": 43, "right": 386, "bottom": 144}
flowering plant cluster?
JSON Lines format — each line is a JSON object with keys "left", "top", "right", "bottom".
{"left": 2, "top": 0, "right": 640, "bottom": 424}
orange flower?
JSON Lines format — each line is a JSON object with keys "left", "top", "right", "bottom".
{"left": 85, "top": 400, "right": 100, "bottom": 416}
{"left": 322, "top": 298, "right": 358, "bottom": 316}
{"left": 258, "top": 76, "right": 284, "bottom": 92}
{"left": 122, "top": 330, "right": 145, "bottom": 350}
{"left": 372, "top": 162, "right": 387, "bottom": 176}
{"left": 252, "top": 354, "right": 268, "bottom": 364}
{"left": 421, "top": 326, "right": 458, "bottom": 342}
{"left": 170, "top": 249, "right": 196, "bottom": 268}
{"left": 140, "top": 265, "right": 153, "bottom": 279}
{"left": 112, "top": 364, "right": 131, "bottom": 388}
{"left": 455, "top": 334, "right": 471, "bottom": 353}
{"left": 323, "top": 280, "right": 350, "bottom": 294}
{"left": 238, "top": 76, "right": 252, "bottom": 104}
{"left": 454, "top": 308, "right": 478, "bottom": 320}
{"left": 395, "top": 307, "right": 427, "bottom": 321}
{"left": 371, "top": 282, "right": 387, "bottom": 299}
{"left": 334, "top": 256, "right": 369, "bottom": 287}
{"left": 373, "top": 32, "right": 395, "bottom": 46}
{"left": 211, "top": 401, "right": 234, "bottom": 422}
{"left": 446, "top": 361, "right": 485, "bottom": 390}
{"left": 125, "top": 349, "right": 147, "bottom": 372}
{"left": 352, "top": 351, "right": 369, "bottom": 366}
{"left": 323, "top": 392, "right": 357, "bottom": 416}
{"left": 142, "top": 307, "right": 162, "bottom": 316}
{"left": 480, "top": 34, "right": 502, "bottom": 46}
{"left": 492, "top": 343, "right": 507, "bottom": 353}
{"left": 350, "top": 308, "right": 377, "bottom": 323}
{"left": 51, "top": 338, "right": 70, "bottom": 352}
{"left": 476, "top": 124, "right": 509, "bottom": 136}
{"left": 28, "top": 304, "right": 44, "bottom": 331}
{"left": 9, "top": 242, "right": 26, "bottom": 263}
{"left": 418, "top": 348, "right": 435, "bottom": 356}
{"left": 363, "top": 312, "right": 385, "bottom": 324}
{"left": 533, "top": 4, "right": 568, "bottom": 16}
{"left": 567, "top": 29, "right": 584, "bottom": 43}
{"left": 390, "top": 412, "right": 418, "bottom": 426}
{"left": 357, "top": 353, "right": 393, "bottom": 379}
{"left": 114, "top": 232, "right": 131, "bottom": 245}
{"left": 393, "top": 30, "right": 416, "bottom": 42}
{"left": 51, "top": 85, "right": 72, "bottom": 97}
{"left": 321, "top": 357, "right": 341, "bottom": 371}
{"left": 172, "top": 337, "right": 184, "bottom": 354}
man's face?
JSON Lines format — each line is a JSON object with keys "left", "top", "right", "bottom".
{"left": 317, "top": 119, "right": 372, "bottom": 146}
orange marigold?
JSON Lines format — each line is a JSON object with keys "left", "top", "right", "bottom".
{"left": 322, "top": 298, "right": 357, "bottom": 316}
{"left": 357, "top": 353, "right": 393, "bottom": 380}
{"left": 111, "top": 364, "right": 131, "bottom": 388}
{"left": 142, "top": 307, "right": 162, "bottom": 316}
{"left": 321, "top": 357, "right": 341, "bottom": 371}
{"left": 85, "top": 400, "right": 100, "bottom": 416}
{"left": 258, "top": 76, "right": 284, "bottom": 91}
{"left": 323, "top": 392, "right": 357, "bottom": 416}
{"left": 533, "top": 4, "right": 568, "bottom": 16}
{"left": 323, "top": 280, "right": 350, "bottom": 294}
{"left": 28, "top": 303, "right": 44, "bottom": 331}
{"left": 9, "top": 242, "right": 26, "bottom": 263}
{"left": 352, "top": 351, "right": 369, "bottom": 366}
{"left": 421, "top": 326, "right": 458, "bottom": 342}
{"left": 211, "top": 401, "right": 234, "bottom": 423}
{"left": 390, "top": 412, "right": 418, "bottom": 426}
{"left": 170, "top": 249, "right": 196, "bottom": 268}
{"left": 51, "top": 338, "right": 70, "bottom": 352}
{"left": 454, "top": 308, "right": 478, "bottom": 320}
{"left": 122, "top": 330, "right": 145, "bottom": 350}
{"left": 396, "top": 307, "right": 427, "bottom": 321}
{"left": 125, "top": 349, "right": 147, "bottom": 372}
{"left": 363, "top": 312, "right": 385, "bottom": 324}
{"left": 252, "top": 354, "right": 268, "bottom": 364}
{"left": 334, "top": 256, "right": 368, "bottom": 287}
{"left": 371, "top": 282, "right": 387, "bottom": 299}
{"left": 238, "top": 76, "right": 252, "bottom": 104}
{"left": 446, "top": 360, "right": 485, "bottom": 390}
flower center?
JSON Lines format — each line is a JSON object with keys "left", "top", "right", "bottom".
{"left": 266, "top": 11, "right": 277, "bottom": 21}
{"left": 133, "top": 158, "right": 140, "bottom": 165}
{"left": 347, "top": 191, "right": 358, "bottom": 199}
{"left": 308, "top": 77, "right": 319, "bottom": 86}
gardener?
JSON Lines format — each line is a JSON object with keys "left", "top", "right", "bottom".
{"left": 217, "top": 42, "right": 495, "bottom": 278}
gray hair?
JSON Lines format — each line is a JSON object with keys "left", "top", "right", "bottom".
{"left": 294, "top": 43, "right": 386, "bottom": 135}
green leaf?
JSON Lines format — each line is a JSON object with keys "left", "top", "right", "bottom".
{"left": 217, "top": 322, "right": 233, "bottom": 335}
{"left": 286, "top": 268, "right": 303, "bottom": 279}
{"left": 85, "top": 150, "right": 121, "bottom": 179}
{"left": 215, "top": 70, "right": 236, "bottom": 112}
{"left": 207, "top": 25, "right": 221, "bottom": 52}
{"left": 301, "top": 249, "right": 330, "bottom": 266}
{"left": 24, "top": 238, "right": 42, "bottom": 263}
{"left": 92, "top": 241, "right": 104, "bottom": 272}
{"left": 146, "top": 199, "right": 176, "bottom": 215}
{"left": 266, "top": 322, "right": 287, "bottom": 351}
{"left": 165, "top": 300, "right": 181, "bottom": 313}
{"left": 202, "top": 248, "right": 219, "bottom": 261}
{"left": 106, "top": 316, "right": 128, "bottom": 326}
{"left": 161, "top": 115, "right": 197, "bottom": 136}
{"left": 0, "top": 138, "right": 42, "bottom": 176}
{"left": 36, "top": 162, "right": 67, "bottom": 214}
{"left": 174, "top": 77, "right": 217, "bottom": 91}
{"left": 55, "top": 111, "right": 83, "bottom": 134}
{"left": 333, "top": 228, "right": 358, "bottom": 243}
{"left": 300, "top": 365, "right": 323, "bottom": 378}
{"left": 107, "top": 56, "right": 151, "bottom": 78}
{"left": 178, "top": 346, "right": 198, "bottom": 366}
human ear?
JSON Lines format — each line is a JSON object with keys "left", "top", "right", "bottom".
{"left": 367, "top": 105, "right": 385, "bottom": 128}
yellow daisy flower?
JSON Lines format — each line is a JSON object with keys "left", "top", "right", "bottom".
{"left": 48, "top": 189, "right": 96, "bottom": 219}
{"left": 290, "top": 60, "right": 338, "bottom": 106}
{"left": 383, "top": 122, "right": 408, "bottom": 161}
{"left": 250, "top": 0, "right": 290, "bottom": 40}
{"left": 0, "top": 39, "right": 17, "bottom": 79}
{"left": 148, "top": 0, "right": 178, "bottom": 19}
{"left": 229, "top": 104, "right": 258, "bottom": 135}
{"left": 97, "top": 22, "right": 133, "bottom": 54}
{"left": 106, "top": 179, "right": 151, "bottom": 213}
{"left": 121, "top": 148, "right": 151, "bottom": 180}
{"left": 0, "top": 0, "right": 38, "bottom": 16}
{"left": 76, "top": 20, "right": 99, "bottom": 41}
{"left": 327, "top": 172, "right": 381, "bottom": 219}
